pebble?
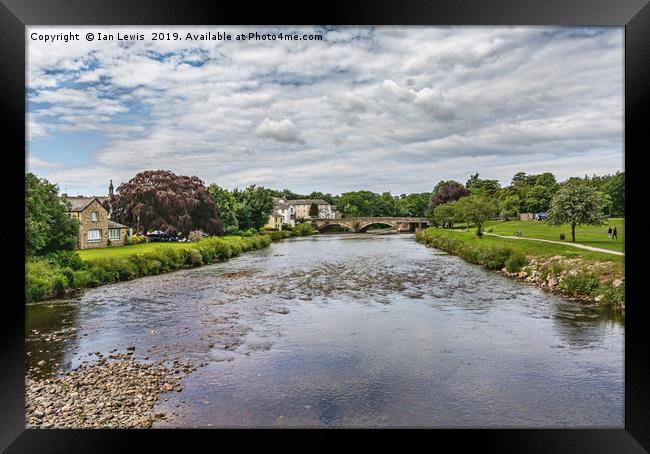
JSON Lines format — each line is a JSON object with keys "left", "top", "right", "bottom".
{"left": 26, "top": 357, "right": 191, "bottom": 429}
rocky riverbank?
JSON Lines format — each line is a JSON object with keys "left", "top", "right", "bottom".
{"left": 26, "top": 354, "right": 198, "bottom": 428}
{"left": 500, "top": 255, "right": 625, "bottom": 311}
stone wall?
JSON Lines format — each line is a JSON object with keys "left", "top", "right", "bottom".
{"left": 108, "top": 228, "right": 128, "bottom": 247}
{"left": 78, "top": 199, "right": 109, "bottom": 249}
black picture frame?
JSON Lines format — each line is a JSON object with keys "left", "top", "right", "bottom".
{"left": 2, "top": 0, "right": 648, "bottom": 451}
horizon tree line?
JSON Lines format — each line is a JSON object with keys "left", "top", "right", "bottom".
{"left": 25, "top": 168, "right": 624, "bottom": 256}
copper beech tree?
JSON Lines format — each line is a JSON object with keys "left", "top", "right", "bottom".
{"left": 108, "top": 170, "right": 222, "bottom": 236}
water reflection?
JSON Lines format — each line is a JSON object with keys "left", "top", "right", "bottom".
{"left": 26, "top": 234, "right": 624, "bottom": 427}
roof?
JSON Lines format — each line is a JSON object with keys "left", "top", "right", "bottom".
{"left": 108, "top": 220, "right": 128, "bottom": 229}
{"left": 60, "top": 196, "right": 105, "bottom": 212}
{"left": 286, "top": 199, "right": 330, "bottom": 206}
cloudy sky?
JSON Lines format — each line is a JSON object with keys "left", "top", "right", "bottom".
{"left": 26, "top": 26, "right": 624, "bottom": 196}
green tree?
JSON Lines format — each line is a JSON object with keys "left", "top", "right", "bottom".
{"left": 525, "top": 185, "right": 554, "bottom": 213}
{"left": 603, "top": 171, "right": 624, "bottom": 215}
{"left": 499, "top": 195, "right": 520, "bottom": 220}
{"left": 208, "top": 184, "right": 239, "bottom": 234}
{"left": 534, "top": 172, "right": 558, "bottom": 188}
{"left": 396, "top": 192, "right": 431, "bottom": 217}
{"left": 231, "top": 185, "right": 275, "bottom": 230}
{"left": 25, "top": 173, "right": 79, "bottom": 256}
{"left": 547, "top": 184, "right": 609, "bottom": 242}
{"left": 433, "top": 202, "right": 458, "bottom": 229}
{"left": 466, "top": 173, "right": 501, "bottom": 198}
{"left": 338, "top": 191, "right": 381, "bottom": 217}
{"left": 309, "top": 202, "right": 319, "bottom": 217}
{"left": 460, "top": 195, "right": 498, "bottom": 237}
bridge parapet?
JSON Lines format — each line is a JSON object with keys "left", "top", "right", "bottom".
{"left": 311, "top": 217, "right": 429, "bottom": 233}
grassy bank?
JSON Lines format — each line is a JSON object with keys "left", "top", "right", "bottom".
{"left": 483, "top": 218, "right": 624, "bottom": 252}
{"left": 26, "top": 223, "right": 318, "bottom": 304}
{"left": 26, "top": 235, "right": 274, "bottom": 303}
{"left": 416, "top": 228, "right": 624, "bottom": 311}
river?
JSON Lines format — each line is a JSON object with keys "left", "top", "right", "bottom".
{"left": 25, "top": 234, "right": 624, "bottom": 428}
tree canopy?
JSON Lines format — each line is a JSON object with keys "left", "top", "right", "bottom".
{"left": 207, "top": 184, "right": 239, "bottom": 234}
{"left": 428, "top": 180, "right": 469, "bottom": 217}
{"left": 547, "top": 183, "right": 609, "bottom": 242}
{"left": 110, "top": 170, "right": 222, "bottom": 236}
{"left": 25, "top": 173, "right": 79, "bottom": 256}
{"left": 458, "top": 195, "right": 498, "bottom": 237}
{"left": 230, "top": 185, "right": 275, "bottom": 230}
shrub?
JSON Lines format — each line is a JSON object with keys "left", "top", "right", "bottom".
{"left": 240, "top": 228, "right": 257, "bottom": 237}
{"left": 212, "top": 240, "right": 233, "bottom": 261}
{"left": 478, "top": 245, "right": 513, "bottom": 269}
{"left": 293, "top": 223, "right": 315, "bottom": 236}
{"left": 229, "top": 240, "right": 243, "bottom": 256}
{"left": 125, "top": 235, "right": 150, "bottom": 245}
{"left": 559, "top": 272, "right": 600, "bottom": 297}
{"left": 595, "top": 283, "right": 625, "bottom": 309}
{"left": 86, "top": 259, "right": 121, "bottom": 283}
{"left": 157, "top": 247, "right": 184, "bottom": 270}
{"left": 26, "top": 259, "right": 55, "bottom": 303}
{"left": 70, "top": 269, "right": 93, "bottom": 288}
{"left": 505, "top": 252, "right": 528, "bottom": 273}
{"left": 459, "top": 245, "right": 481, "bottom": 264}
{"left": 45, "top": 250, "right": 85, "bottom": 270}
{"left": 181, "top": 248, "right": 203, "bottom": 267}
{"left": 550, "top": 263, "right": 564, "bottom": 275}
{"left": 25, "top": 234, "right": 274, "bottom": 303}
{"left": 26, "top": 275, "right": 51, "bottom": 303}
{"left": 188, "top": 230, "right": 205, "bottom": 242}
{"left": 268, "top": 230, "right": 292, "bottom": 241}
{"left": 224, "top": 225, "right": 240, "bottom": 235}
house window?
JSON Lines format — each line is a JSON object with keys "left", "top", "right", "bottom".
{"left": 87, "top": 229, "right": 101, "bottom": 242}
{"left": 91, "top": 211, "right": 99, "bottom": 222}
{"left": 108, "top": 229, "right": 120, "bottom": 240}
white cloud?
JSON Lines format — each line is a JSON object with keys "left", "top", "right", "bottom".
{"left": 255, "top": 118, "right": 306, "bottom": 144}
{"left": 26, "top": 26, "right": 624, "bottom": 195}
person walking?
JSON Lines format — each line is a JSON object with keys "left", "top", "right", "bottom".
{"left": 608, "top": 226, "right": 613, "bottom": 239}
{"left": 613, "top": 226, "right": 618, "bottom": 240}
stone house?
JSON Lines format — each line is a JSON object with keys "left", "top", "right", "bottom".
{"left": 263, "top": 197, "right": 340, "bottom": 230}
{"left": 265, "top": 210, "right": 285, "bottom": 230}
{"left": 60, "top": 195, "right": 129, "bottom": 249}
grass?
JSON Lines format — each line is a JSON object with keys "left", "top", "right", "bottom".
{"left": 416, "top": 227, "right": 625, "bottom": 310}
{"left": 77, "top": 236, "right": 243, "bottom": 260}
{"left": 26, "top": 235, "right": 274, "bottom": 303}
{"left": 420, "top": 228, "right": 623, "bottom": 264}
{"left": 482, "top": 218, "right": 624, "bottom": 252}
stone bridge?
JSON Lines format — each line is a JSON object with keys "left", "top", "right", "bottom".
{"left": 311, "top": 217, "right": 430, "bottom": 233}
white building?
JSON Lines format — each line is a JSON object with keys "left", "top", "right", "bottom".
{"left": 263, "top": 197, "right": 338, "bottom": 230}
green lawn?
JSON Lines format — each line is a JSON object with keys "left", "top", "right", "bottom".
{"left": 426, "top": 227, "right": 623, "bottom": 264}
{"left": 481, "top": 218, "right": 625, "bottom": 252}
{"left": 77, "top": 236, "right": 243, "bottom": 260}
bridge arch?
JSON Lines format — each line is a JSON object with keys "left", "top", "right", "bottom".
{"left": 311, "top": 217, "right": 429, "bottom": 233}
{"left": 313, "top": 219, "right": 357, "bottom": 232}
{"left": 356, "top": 221, "right": 397, "bottom": 232}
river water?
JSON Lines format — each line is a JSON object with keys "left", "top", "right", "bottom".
{"left": 25, "top": 234, "right": 624, "bottom": 428}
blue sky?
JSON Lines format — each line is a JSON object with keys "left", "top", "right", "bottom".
{"left": 27, "top": 26, "right": 624, "bottom": 196}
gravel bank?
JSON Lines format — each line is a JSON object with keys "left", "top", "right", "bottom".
{"left": 26, "top": 354, "right": 197, "bottom": 428}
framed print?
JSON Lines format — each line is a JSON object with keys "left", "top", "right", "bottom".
{"left": 2, "top": 0, "right": 649, "bottom": 451}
